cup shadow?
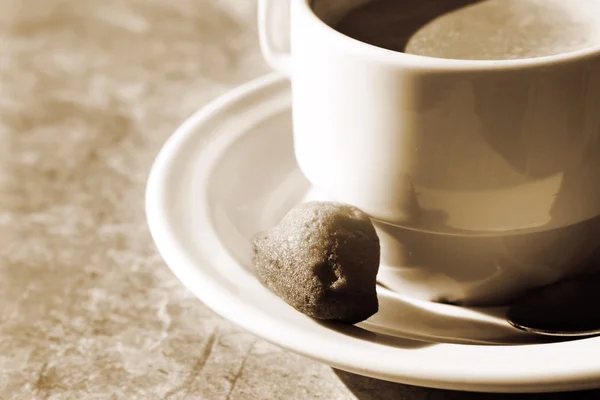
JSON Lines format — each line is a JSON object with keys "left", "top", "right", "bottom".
{"left": 333, "top": 369, "right": 600, "bottom": 400}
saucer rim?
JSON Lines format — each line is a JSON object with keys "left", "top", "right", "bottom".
{"left": 146, "top": 73, "right": 600, "bottom": 393}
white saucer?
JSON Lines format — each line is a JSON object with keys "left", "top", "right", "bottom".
{"left": 146, "top": 74, "right": 600, "bottom": 393}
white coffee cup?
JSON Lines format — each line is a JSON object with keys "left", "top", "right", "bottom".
{"left": 259, "top": 0, "right": 600, "bottom": 305}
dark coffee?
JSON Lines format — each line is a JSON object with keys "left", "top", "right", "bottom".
{"left": 333, "top": 0, "right": 600, "bottom": 60}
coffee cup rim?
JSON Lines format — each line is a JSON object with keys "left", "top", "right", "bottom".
{"left": 300, "top": 0, "right": 600, "bottom": 71}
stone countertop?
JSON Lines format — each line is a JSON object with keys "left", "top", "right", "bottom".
{"left": 0, "top": 0, "right": 598, "bottom": 398}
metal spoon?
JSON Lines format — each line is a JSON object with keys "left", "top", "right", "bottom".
{"left": 506, "top": 274, "right": 600, "bottom": 337}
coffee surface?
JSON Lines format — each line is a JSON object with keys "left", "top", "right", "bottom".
{"left": 334, "top": 0, "right": 600, "bottom": 60}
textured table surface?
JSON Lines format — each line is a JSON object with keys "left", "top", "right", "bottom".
{"left": 0, "top": 0, "right": 599, "bottom": 398}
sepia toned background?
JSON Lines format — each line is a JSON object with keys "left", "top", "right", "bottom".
{"left": 0, "top": 0, "right": 598, "bottom": 398}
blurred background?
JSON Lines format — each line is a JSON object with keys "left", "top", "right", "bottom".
{"left": 0, "top": 0, "right": 598, "bottom": 399}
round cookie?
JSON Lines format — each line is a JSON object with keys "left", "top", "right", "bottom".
{"left": 252, "top": 201, "right": 380, "bottom": 324}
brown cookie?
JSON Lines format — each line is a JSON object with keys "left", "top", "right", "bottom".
{"left": 252, "top": 201, "right": 380, "bottom": 324}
